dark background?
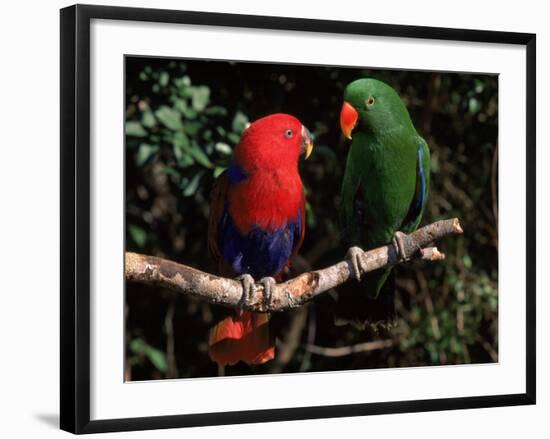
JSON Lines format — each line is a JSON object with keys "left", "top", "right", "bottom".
{"left": 124, "top": 56, "right": 498, "bottom": 380}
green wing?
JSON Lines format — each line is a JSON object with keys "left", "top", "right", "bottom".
{"left": 340, "top": 148, "right": 363, "bottom": 243}
{"left": 401, "top": 137, "right": 430, "bottom": 234}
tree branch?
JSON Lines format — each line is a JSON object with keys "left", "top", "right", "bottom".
{"left": 125, "top": 218, "right": 463, "bottom": 312}
{"left": 305, "top": 339, "right": 394, "bottom": 357}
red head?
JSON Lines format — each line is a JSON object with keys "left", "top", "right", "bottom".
{"left": 232, "top": 114, "right": 314, "bottom": 173}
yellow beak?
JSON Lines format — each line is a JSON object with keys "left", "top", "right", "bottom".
{"left": 301, "top": 125, "right": 314, "bottom": 159}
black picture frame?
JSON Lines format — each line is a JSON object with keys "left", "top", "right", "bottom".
{"left": 60, "top": 4, "right": 536, "bottom": 434}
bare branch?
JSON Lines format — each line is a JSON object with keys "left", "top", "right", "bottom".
{"left": 305, "top": 339, "right": 394, "bottom": 357}
{"left": 125, "top": 218, "right": 463, "bottom": 312}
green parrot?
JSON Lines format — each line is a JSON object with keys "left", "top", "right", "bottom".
{"left": 337, "top": 78, "right": 430, "bottom": 329}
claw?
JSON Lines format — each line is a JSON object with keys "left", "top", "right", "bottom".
{"left": 236, "top": 274, "right": 256, "bottom": 308}
{"left": 259, "top": 277, "right": 276, "bottom": 307}
{"left": 392, "top": 231, "right": 409, "bottom": 262}
{"left": 346, "top": 246, "right": 367, "bottom": 281}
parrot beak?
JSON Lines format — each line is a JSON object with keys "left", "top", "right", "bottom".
{"left": 301, "top": 125, "right": 314, "bottom": 159}
{"left": 340, "top": 101, "right": 359, "bottom": 140}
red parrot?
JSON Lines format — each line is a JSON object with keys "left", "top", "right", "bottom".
{"left": 207, "top": 113, "right": 314, "bottom": 366}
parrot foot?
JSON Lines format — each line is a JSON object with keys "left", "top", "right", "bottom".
{"left": 236, "top": 274, "right": 257, "bottom": 309}
{"left": 392, "top": 231, "right": 409, "bottom": 262}
{"left": 346, "top": 246, "right": 368, "bottom": 281}
{"left": 259, "top": 277, "right": 276, "bottom": 308}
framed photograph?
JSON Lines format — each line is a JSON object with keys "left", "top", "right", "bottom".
{"left": 60, "top": 4, "right": 536, "bottom": 434}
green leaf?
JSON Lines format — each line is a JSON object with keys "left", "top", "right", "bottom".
{"left": 204, "top": 106, "right": 227, "bottom": 116}
{"left": 129, "top": 338, "right": 146, "bottom": 353}
{"left": 191, "top": 86, "right": 210, "bottom": 111}
{"left": 182, "top": 171, "right": 203, "bottom": 197}
{"left": 232, "top": 111, "right": 249, "bottom": 134}
{"left": 214, "top": 142, "right": 232, "bottom": 155}
{"left": 182, "top": 107, "right": 198, "bottom": 119}
{"left": 174, "top": 98, "right": 187, "bottom": 113}
{"left": 159, "top": 71, "right": 169, "bottom": 87}
{"left": 173, "top": 130, "right": 190, "bottom": 148}
{"left": 213, "top": 166, "right": 226, "bottom": 178}
{"left": 174, "top": 99, "right": 198, "bottom": 119}
{"left": 172, "top": 133, "right": 211, "bottom": 168}
{"left": 173, "top": 132, "right": 193, "bottom": 166}
{"left": 136, "top": 143, "right": 158, "bottom": 166}
{"left": 128, "top": 224, "right": 147, "bottom": 247}
{"left": 305, "top": 201, "right": 317, "bottom": 228}
{"left": 141, "top": 111, "right": 156, "bottom": 128}
{"left": 182, "top": 121, "right": 202, "bottom": 136}
{"left": 474, "top": 79, "right": 485, "bottom": 93}
{"left": 226, "top": 132, "right": 241, "bottom": 144}
{"left": 125, "top": 121, "right": 147, "bottom": 137}
{"left": 173, "top": 145, "right": 187, "bottom": 165}
{"left": 468, "top": 97, "right": 481, "bottom": 114}
{"left": 175, "top": 75, "right": 191, "bottom": 89}
{"left": 146, "top": 347, "right": 167, "bottom": 372}
{"left": 155, "top": 106, "right": 183, "bottom": 131}
{"left": 128, "top": 338, "right": 167, "bottom": 372}
{"left": 188, "top": 142, "right": 213, "bottom": 168}
{"left": 176, "top": 153, "right": 194, "bottom": 168}
{"left": 161, "top": 166, "right": 180, "bottom": 179}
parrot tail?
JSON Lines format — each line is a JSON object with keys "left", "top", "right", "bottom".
{"left": 334, "top": 268, "right": 397, "bottom": 331}
{"left": 208, "top": 311, "right": 275, "bottom": 366}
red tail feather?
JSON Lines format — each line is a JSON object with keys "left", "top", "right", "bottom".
{"left": 208, "top": 312, "right": 275, "bottom": 366}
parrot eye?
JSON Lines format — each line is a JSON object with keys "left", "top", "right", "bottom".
{"left": 284, "top": 129, "right": 294, "bottom": 138}
{"left": 366, "top": 97, "right": 375, "bottom": 108}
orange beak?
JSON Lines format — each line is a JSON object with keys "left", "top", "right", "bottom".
{"left": 340, "top": 101, "right": 358, "bottom": 140}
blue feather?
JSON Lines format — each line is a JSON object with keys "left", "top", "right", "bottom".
{"left": 415, "top": 145, "right": 426, "bottom": 211}
{"left": 220, "top": 209, "right": 301, "bottom": 279}
{"left": 227, "top": 162, "right": 248, "bottom": 183}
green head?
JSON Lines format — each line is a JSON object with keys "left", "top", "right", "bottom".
{"left": 340, "top": 78, "right": 414, "bottom": 139}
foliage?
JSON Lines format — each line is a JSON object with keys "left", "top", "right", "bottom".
{"left": 125, "top": 57, "right": 498, "bottom": 380}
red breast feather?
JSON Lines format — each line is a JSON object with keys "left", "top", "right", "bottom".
{"left": 229, "top": 113, "right": 305, "bottom": 233}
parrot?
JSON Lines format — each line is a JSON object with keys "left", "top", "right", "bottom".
{"left": 337, "top": 78, "right": 430, "bottom": 329}
{"left": 207, "top": 113, "right": 314, "bottom": 366}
